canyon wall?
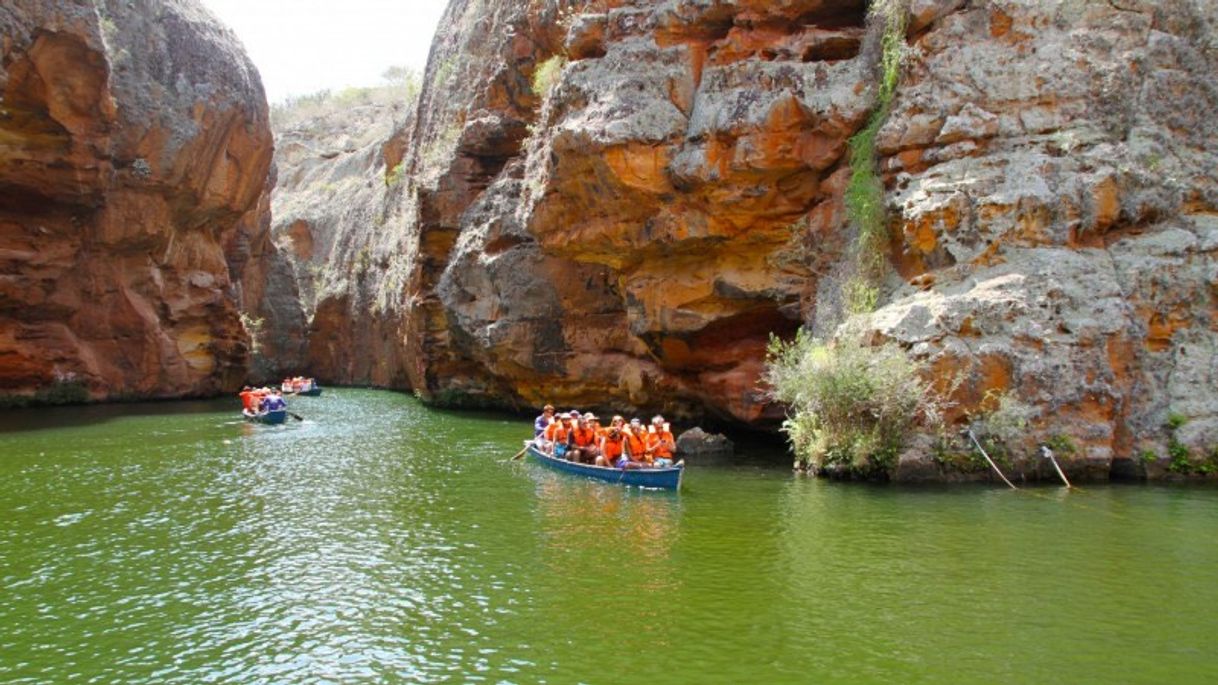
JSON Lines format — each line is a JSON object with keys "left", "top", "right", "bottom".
{"left": 325, "top": 0, "right": 1213, "bottom": 477}
{"left": 303, "top": 0, "right": 885, "bottom": 419}
{"left": 868, "top": 0, "right": 1218, "bottom": 478}
{"left": 0, "top": 0, "right": 283, "bottom": 401}
{"left": 267, "top": 89, "right": 414, "bottom": 386}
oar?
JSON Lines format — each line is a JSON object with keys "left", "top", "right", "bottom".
{"left": 510, "top": 439, "right": 538, "bottom": 461}
{"left": 288, "top": 411, "right": 304, "bottom": 422}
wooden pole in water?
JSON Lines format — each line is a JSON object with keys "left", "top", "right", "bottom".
{"left": 1040, "top": 446, "right": 1073, "bottom": 489}
{"left": 964, "top": 429, "right": 1018, "bottom": 490}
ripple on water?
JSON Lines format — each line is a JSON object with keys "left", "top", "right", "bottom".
{"left": 1, "top": 391, "right": 1217, "bottom": 683}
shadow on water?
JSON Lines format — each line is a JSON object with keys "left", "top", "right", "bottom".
{"left": 0, "top": 398, "right": 232, "bottom": 435}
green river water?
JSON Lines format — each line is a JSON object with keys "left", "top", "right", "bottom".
{"left": 1, "top": 388, "right": 1215, "bottom": 684}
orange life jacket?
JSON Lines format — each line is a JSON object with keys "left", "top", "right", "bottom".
{"left": 647, "top": 430, "right": 675, "bottom": 458}
{"left": 544, "top": 422, "right": 570, "bottom": 443}
{"left": 602, "top": 433, "right": 625, "bottom": 459}
{"left": 624, "top": 428, "right": 646, "bottom": 457}
{"left": 239, "top": 391, "right": 257, "bottom": 411}
{"left": 572, "top": 426, "right": 597, "bottom": 447}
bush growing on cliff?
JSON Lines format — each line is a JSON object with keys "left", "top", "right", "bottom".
{"left": 765, "top": 328, "right": 946, "bottom": 478}
{"left": 532, "top": 55, "right": 567, "bottom": 97}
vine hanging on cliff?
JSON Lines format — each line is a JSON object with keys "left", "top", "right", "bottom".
{"left": 843, "top": 0, "right": 908, "bottom": 315}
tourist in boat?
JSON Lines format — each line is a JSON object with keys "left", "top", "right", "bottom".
{"left": 624, "top": 418, "right": 653, "bottom": 466}
{"left": 567, "top": 413, "right": 600, "bottom": 464}
{"left": 596, "top": 424, "right": 629, "bottom": 468}
{"left": 260, "top": 389, "right": 286, "bottom": 413}
{"left": 248, "top": 386, "right": 270, "bottom": 412}
{"left": 647, "top": 415, "right": 676, "bottom": 467}
{"left": 239, "top": 386, "right": 259, "bottom": 412}
{"left": 534, "top": 404, "right": 555, "bottom": 438}
{"left": 543, "top": 411, "right": 574, "bottom": 458}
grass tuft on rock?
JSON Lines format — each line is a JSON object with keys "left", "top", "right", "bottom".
{"left": 531, "top": 55, "right": 567, "bottom": 98}
{"left": 842, "top": 0, "right": 908, "bottom": 315}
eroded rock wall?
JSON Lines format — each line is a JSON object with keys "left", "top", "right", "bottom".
{"left": 0, "top": 0, "right": 277, "bottom": 400}
{"left": 388, "top": 0, "right": 881, "bottom": 420}
{"left": 268, "top": 93, "right": 415, "bottom": 387}
{"left": 869, "top": 0, "right": 1218, "bottom": 478}
{"left": 287, "top": 0, "right": 1217, "bottom": 478}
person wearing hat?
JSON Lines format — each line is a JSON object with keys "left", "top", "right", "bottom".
{"left": 647, "top": 415, "right": 676, "bottom": 467}
{"left": 543, "top": 411, "right": 573, "bottom": 457}
{"left": 567, "top": 413, "right": 600, "bottom": 463}
{"left": 623, "top": 418, "right": 653, "bottom": 466}
{"left": 533, "top": 404, "right": 556, "bottom": 438}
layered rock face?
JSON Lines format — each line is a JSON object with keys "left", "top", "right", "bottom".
{"left": 268, "top": 91, "right": 414, "bottom": 386}
{"left": 384, "top": 0, "right": 881, "bottom": 420}
{"left": 0, "top": 0, "right": 278, "bottom": 400}
{"left": 867, "top": 0, "right": 1218, "bottom": 477}
{"left": 383, "top": 0, "right": 1217, "bottom": 475}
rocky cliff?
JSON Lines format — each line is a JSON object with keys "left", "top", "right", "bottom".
{"left": 267, "top": 87, "right": 414, "bottom": 386}
{"left": 0, "top": 0, "right": 281, "bottom": 401}
{"left": 422, "top": 0, "right": 871, "bottom": 421}
{"left": 302, "top": 0, "right": 882, "bottom": 420}
{"left": 385, "top": 0, "right": 1215, "bottom": 477}
{"left": 867, "top": 0, "right": 1218, "bottom": 478}
{"left": 291, "top": 0, "right": 1218, "bottom": 480}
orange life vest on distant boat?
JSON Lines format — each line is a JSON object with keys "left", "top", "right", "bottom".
{"left": 544, "top": 422, "right": 569, "bottom": 443}
{"left": 624, "top": 428, "right": 646, "bottom": 457}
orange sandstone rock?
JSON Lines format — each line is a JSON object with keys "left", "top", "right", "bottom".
{"left": 0, "top": 0, "right": 277, "bottom": 401}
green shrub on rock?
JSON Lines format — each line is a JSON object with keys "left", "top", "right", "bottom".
{"left": 531, "top": 55, "right": 567, "bottom": 98}
{"left": 765, "top": 328, "right": 947, "bottom": 479}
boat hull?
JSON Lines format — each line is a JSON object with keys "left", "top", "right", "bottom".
{"left": 296, "top": 387, "right": 322, "bottom": 397}
{"left": 526, "top": 445, "right": 683, "bottom": 490}
{"left": 243, "top": 408, "right": 288, "bottom": 425}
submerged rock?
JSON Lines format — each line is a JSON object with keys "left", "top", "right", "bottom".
{"left": 675, "top": 427, "right": 734, "bottom": 460}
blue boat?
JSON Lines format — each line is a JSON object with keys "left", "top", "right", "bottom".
{"left": 526, "top": 444, "right": 684, "bottom": 490}
{"left": 282, "top": 380, "right": 322, "bottom": 397}
{"left": 243, "top": 408, "right": 288, "bottom": 425}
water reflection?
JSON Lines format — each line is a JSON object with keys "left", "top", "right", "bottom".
{"left": 529, "top": 471, "right": 683, "bottom": 644}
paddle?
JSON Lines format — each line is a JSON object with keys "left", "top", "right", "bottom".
{"left": 288, "top": 411, "right": 304, "bottom": 422}
{"left": 510, "top": 441, "right": 532, "bottom": 461}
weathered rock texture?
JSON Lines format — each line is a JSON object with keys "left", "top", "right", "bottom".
{"left": 0, "top": 0, "right": 280, "bottom": 400}
{"left": 865, "top": 0, "right": 1218, "bottom": 479}
{"left": 277, "top": 0, "right": 1218, "bottom": 478}
{"left": 309, "top": 0, "right": 881, "bottom": 420}
{"left": 268, "top": 90, "right": 415, "bottom": 386}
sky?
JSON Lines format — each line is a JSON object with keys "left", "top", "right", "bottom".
{"left": 199, "top": 0, "right": 449, "bottom": 103}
